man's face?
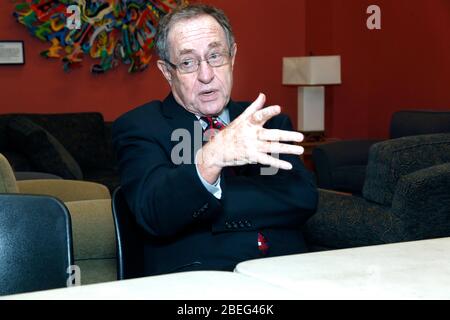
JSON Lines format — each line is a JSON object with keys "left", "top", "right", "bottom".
{"left": 158, "top": 15, "right": 237, "bottom": 117}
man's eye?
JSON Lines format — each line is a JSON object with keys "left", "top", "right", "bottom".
{"left": 208, "top": 53, "right": 222, "bottom": 60}
{"left": 181, "top": 59, "right": 195, "bottom": 67}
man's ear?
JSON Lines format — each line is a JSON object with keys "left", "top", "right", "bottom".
{"left": 230, "top": 43, "right": 237, "bottom": 69}
{"left": 157, "top": 60, "right": 172, "bottom": 83}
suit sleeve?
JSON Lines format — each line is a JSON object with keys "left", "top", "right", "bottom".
{"left": 112, "top": 114, "right": 222, "bottom": 238}
{"left": 211, "top": 115, "right": 318, "bottom": 233}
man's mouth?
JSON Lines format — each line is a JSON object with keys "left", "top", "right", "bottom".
{"left": 198, "top": 89, "right": 219, "bottom": 102}
{"left": 199, "top": 89, "right": 217, "bottom": 96}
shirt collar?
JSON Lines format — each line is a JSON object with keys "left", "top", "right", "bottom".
{"left": 196, "top": 108, "right": 230, "bottom": 129}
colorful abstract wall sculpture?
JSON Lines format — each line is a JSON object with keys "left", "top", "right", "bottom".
{"left": 13, "top": 0, "right": 187, "bottom": 73}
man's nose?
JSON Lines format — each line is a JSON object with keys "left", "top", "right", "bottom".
{"left": 197, "top": 60, "right": 214, "bottom": 83}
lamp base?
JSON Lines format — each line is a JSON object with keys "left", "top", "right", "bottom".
{"left": 297, "top": 86, "right": 325, "bottom": 132}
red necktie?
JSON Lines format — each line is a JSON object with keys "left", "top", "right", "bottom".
{"left": 200, "top": 116, "right": 234, "bottom": 177}
{"left": 200, "top": 116, "right": 226, "bottom": 130}
{"left": 200, "top": 116, "right": 225, "bottom": 141}
{"left": 258, "top": 232, "right": 269, "bottom": 255}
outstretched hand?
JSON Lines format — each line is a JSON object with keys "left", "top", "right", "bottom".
{"left": 197, "top": 93, "right": 304, "bottom": 183}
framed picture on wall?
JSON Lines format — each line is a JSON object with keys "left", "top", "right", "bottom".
{"left": 0, "top": 41, "right": 25, "bottom": 65}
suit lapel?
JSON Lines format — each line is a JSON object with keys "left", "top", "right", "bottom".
{"left": 227, "top": 100, "right": 247, "bottom": 122}
{"left": 162, "top": 94, "right": 199, "bottom": 134}
{"left": 162, "top": 94, "right": 202, "bottom": 164}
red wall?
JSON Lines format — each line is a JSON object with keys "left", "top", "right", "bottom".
{"left": 307, "top": 0, "right": 450, "bottom": 139}
{"left": 0, "top": 0, "right": 306, "bottom": 123}
{"left": 1, "top": 1, "right": 449, "bottom": 139}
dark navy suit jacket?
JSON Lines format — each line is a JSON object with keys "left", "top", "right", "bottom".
{"left": 112, "top": 94, "right": 318, "bottom": 276}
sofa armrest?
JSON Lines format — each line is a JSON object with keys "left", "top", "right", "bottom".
{"left": 65, "top": 198, "right": 117, "bottom": 284}
{"left": 312, "top": 140, "right": 380, "bottom": 192}
{"left": 363, "top": 133, "right": 450, "bottom": 206}
{"left": 392, "top": 162, "right": 450, "bottom": 240}
{"left": 17, "top": 179, "right": 110, "bottom": 202}
{"left": 65, "top": 199, "right": 116, "bottom": 260}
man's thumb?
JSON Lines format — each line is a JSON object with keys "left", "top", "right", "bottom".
{"left": 243, "top": 93, "right": 266, "bottom": 116}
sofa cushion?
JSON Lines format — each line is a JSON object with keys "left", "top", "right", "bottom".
{"left": 14, "top": 172, "right": 62, "bottom": 180}
{"left": 312, "top": 139, "right": 379, "bottom": 192}
{"left": 363, "top": 133, "right": 450, "bottom": 206}
{"left": 15, "top": 113, "right": 111, "bottom": 170}
{"left": 303, "top": 189, "right": 405, "bottom": 249}
{"left": 7, "top": 117, "right": 83, "bottom": 180}
{"left": 17, "top": 179, "right": 110, "bottom": 202}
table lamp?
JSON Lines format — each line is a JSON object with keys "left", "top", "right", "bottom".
{"left": 282, "top": 55, "right": 341, "bottom": 135}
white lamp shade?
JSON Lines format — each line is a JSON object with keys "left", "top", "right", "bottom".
{"left": 282, "top": 56, "right": 342, "bottom": 85}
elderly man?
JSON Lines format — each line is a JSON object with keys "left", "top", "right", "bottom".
{"left": 112, "top": 4, "right": 318, "bottom": 276}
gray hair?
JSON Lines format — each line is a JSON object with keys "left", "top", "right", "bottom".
{"left": 155, "top": 4, "right": 235, "bottom": 62}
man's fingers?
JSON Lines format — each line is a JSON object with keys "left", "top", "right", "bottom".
{"left": 255, "top": 153, "right": 293, "bottom": 170}
{"left": 250, "top": 105, "right": 281, "bottom": 125}
{"left": 241, "top": 93, "right": 266, "bottom": 117}
{"left": 258, "top": 142, "right": 304, "bottom": 155}
{"left": 259, "top": 129, "right": 304, "bottom": 142}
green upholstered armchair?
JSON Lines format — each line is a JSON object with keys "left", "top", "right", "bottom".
{"left": 304, "top": 133, "right": 450, "bottom": 250}
{"left": 0, "top": 153, "right": 117, "bottom": 285}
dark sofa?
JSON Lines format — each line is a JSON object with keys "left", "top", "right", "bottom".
{"left": 312, "top": 110, "right": 450, "bottom": 194}
{"left": 0, "top": 112, "right": 119, "bottom": 192}
{"left": 304, "top": 133, "right": 450, "bottom": 250}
